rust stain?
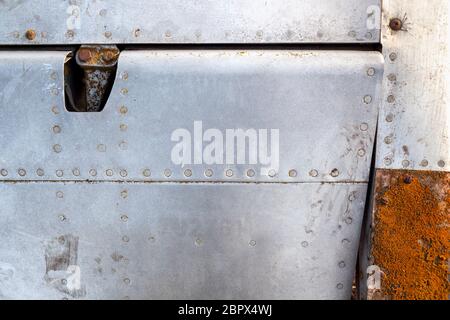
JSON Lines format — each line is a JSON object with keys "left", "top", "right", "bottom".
{"left": 371, "top": 169, "right": 449, "bottom": 300}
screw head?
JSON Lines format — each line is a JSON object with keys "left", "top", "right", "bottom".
{"left": 389, "top": 18, "right": 403, "bottom": 31}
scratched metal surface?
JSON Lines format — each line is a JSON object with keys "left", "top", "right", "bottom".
{"left": 376, "top": 0, "right": 450, "bottom": 172}
{"left": 0, "top": 50, "right": 383, "bottom": 183}
{"left": 0, "top": 0, "right": 381, "bottom": 44}
{"left": 0, "top": 182, "right": 367, "bottom": 300}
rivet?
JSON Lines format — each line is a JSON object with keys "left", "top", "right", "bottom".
{"left": 403, "top": 175, "right": 413, "bottom": 184}
{"left": 357, "top": 149, "right": 366, "bottom": 157}
{"left": 119, "top": 141, "right": 128, "bottom": 150}
{"left": 268, "top": 169, "right": 277, "bottom": 178}
{"left": 122, "top": 235, "right": 130, "bottom": 243}
{"left": 61, "top": 279, "right": 67, "bottom": 285}
{"left": 367, "top": 68, "right": 375, "bottom": 76}
{"left": 142, "top": 169, "right": 151, "bottom": 177}
{"left": 119, "top": 106, "right": 128, "bottom": 114}
{"left": 89, "top": 169, "right": 97, "bottom": 177}
{"left": 51, "top": 106, "right": 60, "bottom": 114}
{"left": 53, "top": 144, "right": 62, "bottom": 153}
{"left": 402, "top": 160, "right": 410, "bottom": 168}
{"left": 58, "top": 214, "right": 66, "bottom": 222}
{"left": 389, "top": 18, "right": 403, "bottom": 31}
{"left": 389, "top": 52, "right": 398, "bottom": 62}
{"left": 104, "top": 31, "right": 112, "bottom": 38}
{"left": 121, "top": 215, "right": 128, "bottom": 222}
{"left": 36, "top": 168, "right": 45, "bottom": 176}
{"left": 336, "top": 283, "right": 344, "bottom": 290}
{"left": 148, "top": 235, "right": 156, "bottom": 243}
{"left": 72, "top": 168, "right": 80, "bottom": 176}
{"left": 56, "top": 191, "right": 64, "bottom": 199}
{"left": 301, "top": 241, "right": 309, "bottom": 248}
{"left": 345, "top": 217, "right": 353, "bottom": 225}
{"left": 123, "top": 278, "right": 131, "bottom": 285}
{"left": 99, "top": 9, "right": 107, "bottom": 16}
{"left": 184, "top": 169, "right": 192, "bottom": 177}
{"left": 246, "top": 169, "right": 256, "bottom": 178}
{"left": 165, "top": 30, "right": 172, "bottom": 38}
{"left": 363, "top": 95, "right": 372, "bottom": 104}
{"left": 225, "top": 169, "right": 233, "bottom": 177}
{"left": 120, "top": 190, "right": 128, "bottom": 199}
{"left": 121, "top": 72, "right": 128, "bottom": 81}
{"left": 58, "top": 236, "right": 65, "bottom": 244}
{"left": 365, "top": 32, "right": 372, "bottom": 40}
{"left": 330, "top": 169, "right": 340, "bottom": 178}
{"left": 384, "top": 136, "right": 393, "bottom": 145}
{"left": 97, "top": 144, "right": 106, "bottom": 152}
{"left": 387, "top": 95, "right": 396, "bottom": 103}
{"left": 65, "top": 30, "right": 75, "bottom": 39}
{"left": 164, "top": 169, "right": 172, "bottom": 177}
{"left": 120, "top": 124, "right": 127, "bottom": 131}
{"left": 360, "top": 123, "right": 369, "bottom": 131}
{"left": 52, "top": 125, "right": 61, "bottom": 134}
{"left": 384, "top": 157, "right": 393, "bottom": 166}
{"left": 106, "top": 169, "right": 113, "bottom": 177}
{"left": 119, "top": 169, "right": 128, "bottom": 177}
{"left": 205, "top": 169, "right": 214, "bottom": 178}
{"left": 249, "top": 240, "right": 257, "bottom": 247}
{"left": 385, "top": 113, "right": 394, "bottom": 122}
{"left": 120, "top": 88, "right": 128, "bottom": 95}
{"left": 18, "top": 169, "right": 26, "bottom": 177}
{"left": 288, "top": 169, "right": 297, "bottom": 178}
{"left": 56, "top": 170, "right": 64, "bottom": 177}
{"left": 309, "top": 169, "right": 319, "bottom": 178}
{"left": 387, "top": 74, "right": 397, "bottom": 82}
{"left": 25, "top": 29, "right": 36, "bottom": 40}
{"left": 0, "top": 169, "right": 8, "bottom": 177}
{"left": 195, "top": 238, "right": 203, "bottom": 246}
{"left": 437, "top": 160, "right": 446, "bottom": 168}
{"left": 342, "top": 238, "right": 351, "bottom": 245}
{"left": 51, "top": 88, "right": 59, "bottom": 96}
{"left": 420, "top": 160, "right": 429, "bottom": 167}
{"left": 339, "top": 261, "right": 346, "bottom": 268}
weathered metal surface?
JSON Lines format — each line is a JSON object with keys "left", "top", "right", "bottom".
{"left": 365, "top": 169, "right": 449, "bottom": 300}
{"left": 0, "top": 0, "right": 381, "bottom": 44}
{"left": 376, "top": 0, "right": 450, "bottom": 171}
{"left": 0, "top": 50, "right": 383, "bottom": 183}
{"left": 0, "top": 182, "right": 367, "bottom": 299}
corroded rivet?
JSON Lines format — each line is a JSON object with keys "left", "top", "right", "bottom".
{"left": 389, "top": 52, "right": 398, "bottom": 62}
{"left": 225, "top": 169, "right": 233, "bottom": 177}
{"left": 387, "top": 95, "right": 396, "bottom": 103}
{"left": 18, "top": 169, "right": 26, "bottom": 177}
{"left": 309, "top": 169, "right": 319, "bottom": 177}
{"left": 249, "top": 240, "right": 257, "bottom": 247}
{"left": 389, "top": 18, "right": 403, "bottom": 31}
{"left": 122, "top": 235, "right": 129, "bottom": 243}
{"left": 336, "top": 283, "right": 344, "bottom": 290}
{"left": 360, "top": 123, "right": 369, "bottom": 131}
{"left": 288, "top": 169, "right": 297, "bottom": 178}
{"left": 184, "top": 169, "right": 192, "bottom": 177}
{"left": 246, "top": 169, "right": 255, "bottom": 178}
{"left": 97, "top": 144, "right": 106, "bottom": 152}
{"left": 25, "top": 29, "right": 36, "bottom": 40}
{"left": 142, "top": 169, "right": 151, "bottom": 177}
{"left": 120, "top": 169, "right": 128, "bottom": 177}
{"left": 363, "top": 95, "right": 373, "bottom": 104}
{"left": 119, "top": 106, "right": 128, "bottom": 114}
{"left": 52, "top": 125, "right": 61, "bottom": 134}
{"left": 301, "top": 241, "right": 309, "bottom": 248}
{"left": 121, "top": 215, "right": 128, "bottom": 222}
{"left": 357, "top": 149, "right": 366, "bottom": 157}
{"left": 437, "top": 160, "right": 446, "bottom": 168}
{"left": 387, "top": 74, "right": 397, "bottom": 82}
{"left": 120, "top": 88, "right": 128, "bottom": 95}
{"left": 120, "top": 124, "right": 127, "bottom": 131}
{"left": 268, "top": 169, "right": 277, "bottom": 178}
{"left": 72, "top": 168, "right": 80, "bottom": 176}
{"left": 164, "top": 169, "right": 172, "bottom": 178}
{"left": 330, "top": 169, "right": 340, "bottom": 178}
{"left": 403, "top": 175, "right": 413, "bottom": 184}
{"left": 56, "top": 191, "right": 64, "bottom": 199}
{"left": 339, "top": 261, "right": 346, "bottom": 268}
{"left": 106, "top": 169, "right": 113, "bottom": 177}
{"left": 36, "top": 168, "right": 45, "bottom": 177}
{"left": 89, "top": 169, "right": 97, "bottom": 177}
{"left": 205, "top": 169, "right": 214, "bottom": 178}
{"left": 53, "top": 144, "right": 62, "bottom": 153}
{"left": 367, "top": 68, "right": 375, "bottom": 77}
{"left": 1, "top": 169, "right": 8, "bottom": 177}
{"left": 56, "top": 170, "right": 64, "bottom": 177}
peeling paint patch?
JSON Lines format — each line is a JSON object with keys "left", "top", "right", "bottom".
{"left": 371, "top": 169, "right": 450, "bottom": 300}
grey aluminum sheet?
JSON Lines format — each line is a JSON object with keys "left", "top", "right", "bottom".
{"left": 0, "top": 182, "right": 367, "bottom": 299}
{"left": 0, "top": 0, "right": 381, "bottom": 44}
{"left": 0, "top": 50, "right": 384, "bottom": 183}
